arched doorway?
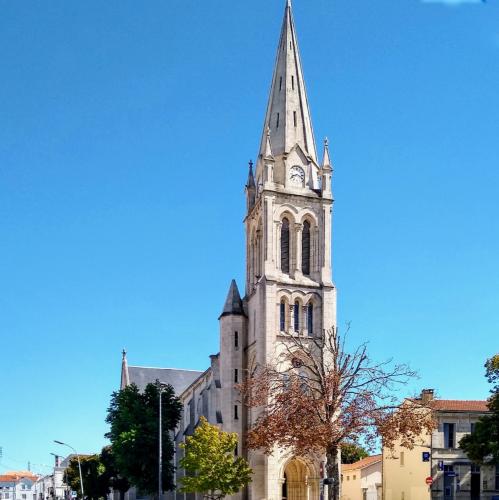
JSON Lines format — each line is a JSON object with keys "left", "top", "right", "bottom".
{"left": 281, "top": 459, "right": 319, "bottom": 500}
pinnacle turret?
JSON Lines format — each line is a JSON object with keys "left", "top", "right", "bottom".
{"left": 322, "top": 138, "right": 332, "bottom": 169}
{"left": 263, "top": 127, "right": 274, "bottom": 160}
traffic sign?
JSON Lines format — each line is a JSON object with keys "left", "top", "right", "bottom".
{"left": 425, "top": 477, "right": 433, "bottom": 485}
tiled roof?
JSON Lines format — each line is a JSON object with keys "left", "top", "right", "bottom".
{"left": 342, "top": 454, "right": 382, "bottom": 471}
{"left": 0, "top": 472, "right": 38, "bottom": 482}
{"left": 430, "top": 400, "right": 489, "bottom": 412}
{"left": 0, "top": 475, "right": 17, "bottom": 482}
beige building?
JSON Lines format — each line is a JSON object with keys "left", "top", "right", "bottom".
{"left": 383, "top": 389, "right": 499, "bottom": 500}
{"left": 120, "top": 1, "right": 336, "bottom": 499}
{"left": 341, "top": 455, "right": 382, "bottom": 500}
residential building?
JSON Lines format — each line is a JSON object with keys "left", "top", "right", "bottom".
{"left": 119, "top": 1, "right": 336, "bottom": 499}
{"left": 383, "top": 389, "right": 499, "bottom": 500}
{"left": 341, "top": 455, "right": 382, "bottom": 500}
{"left": 0, "top": 472, "right": 38, "bottom": 500}
{"left": 33, "top": 455, "right": 69, "bottom": 500}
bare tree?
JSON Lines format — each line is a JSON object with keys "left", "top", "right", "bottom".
{"left": 239, "top": 326, "right": 435, "bottom": 500}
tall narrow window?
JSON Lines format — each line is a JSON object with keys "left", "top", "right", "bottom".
{"left": 293, "top": 111, "right": 297, "bottom": 127}
{"left": 280, "top": 301, "right": 286, "bottom": 331}
{"left": 276, "top": 112, "right": 280, "bottom": 129}
{"left": 294, "top": 301, "right": 300, "bottom": 332}
{"left": 292, "top": 75, "right": 295, "bottom": 89}
{"left": 281, "top": 218, "right": 290, "bottom": 274}
{"left": 444, "top": 423, "right": 455, "bottom": 448}
{"left": 234, "top": 369, "right": 238, "bottom": 383}
{"left": 234, "top": 405, "right": 239, "bottom": 420}
{"left": 302, "top": 220, "right": 311, "bottom": 275}
{"left": 234, "top": 331, "right": 239, "bottom": 349}
{"left": 279, "top": 76, "right": 283, "bottom": 92}
{"left": 307, "top": 303, "right": 313, "bottom": 335}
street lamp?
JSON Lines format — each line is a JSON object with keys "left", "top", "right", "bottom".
{"left": 156, "top": 381, "right": 170, "bottom": 500}
{"left": 54, "top": 441, "right": 84, "bottom": 499}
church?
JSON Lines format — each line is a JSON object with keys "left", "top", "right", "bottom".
{"left": 120, "top": 1, "right": 336, "bottom": 499}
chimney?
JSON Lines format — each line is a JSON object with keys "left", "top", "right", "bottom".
{"left": 421, "top": 389, "right": 435, "bottom": 403}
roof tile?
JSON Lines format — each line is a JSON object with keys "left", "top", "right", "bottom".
{"left": 430, "top": 400, "right": 489, "bottom": 412}
{"left": 342, "top": 454, "right": 382, "bottom": 471}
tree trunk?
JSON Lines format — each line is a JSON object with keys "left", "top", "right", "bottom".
{"left": 326, "top": 445, "right": 340, "bottom": 500}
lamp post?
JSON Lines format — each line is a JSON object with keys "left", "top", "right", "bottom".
{"left": 156, "top": 381, "right": 169, "bottom": 500}
{"left": 54, "top": 441, "right": 84, "bottom": 499}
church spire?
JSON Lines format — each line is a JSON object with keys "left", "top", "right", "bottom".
{"left": 258, "top": 0, "right": 317, "bottom": 163}
{"left": 120, "top": 349, "right": 130, "bottom": 388}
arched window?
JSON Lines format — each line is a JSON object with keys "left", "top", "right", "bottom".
{"left": 294, "top": 301, "right": 300, "bottom": 332}
{"left": 307, "top": 303, "right": 313, "bottom": 335}
{"left": 302, "top": 220, "right": 311, "bottom": 275}
{"left": 281, "top": 218, "right": 290, "bottom": 274}
{"left": 280, "top": 301, "right": 286, "bottom": 332}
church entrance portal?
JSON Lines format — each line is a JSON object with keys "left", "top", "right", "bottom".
{"left": 281, "top": 459, "right": 319, "bottom": 500}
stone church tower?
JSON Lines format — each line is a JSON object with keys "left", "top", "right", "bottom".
{"left": 120, "top": 2, "right": 335, "bottom": 499}
{"left": 241, "top": 0, "right": 336, "bottom": 497}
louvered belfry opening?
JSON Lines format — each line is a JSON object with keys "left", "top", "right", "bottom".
{"left": 294, "top": 301, "right": 300, "bottom": 332}
{"left": 307, "top": 303, "right": 314, "bottom": 335}
{"left": 281, "top": 218, "right": 290, "bottom": 274}
{"left": 302, "top": 220, "right": 310, "bottom": 275}
{"left": 280, "top": 301, "right": 286, "bottom": 331}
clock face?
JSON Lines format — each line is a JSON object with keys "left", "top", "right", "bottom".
{"left": 289, "top": 166, "right": 305, "bottom": 185}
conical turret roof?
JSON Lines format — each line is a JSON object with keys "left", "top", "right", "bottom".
{"left": 220, "top": 279, "right": 245, "bottom": 318}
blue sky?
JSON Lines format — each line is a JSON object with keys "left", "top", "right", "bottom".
{"left": 1, "top": 0, "right": 498, "bottom": 474}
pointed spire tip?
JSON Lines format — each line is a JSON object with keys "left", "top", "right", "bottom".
{"left": 322, "top": 137, "right": 332, "bottom": 168}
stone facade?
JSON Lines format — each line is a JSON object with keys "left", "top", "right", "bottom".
{"left": 120, "top": 2, "right": 335, "bottom": 499}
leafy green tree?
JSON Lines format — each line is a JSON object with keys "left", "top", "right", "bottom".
{"left": 105, "top": 382, "right": 182, "bottom": 495}
{"left": 65, "top": 454, "right": 108, "bottom": 500}
{"left": 179, "top": 417, "right": 252, "bottom": 500}
{"left": 99, "top": 446, "right": 130, "bottom": 500}
{"left": 340, "top": 442, "right": 368, "bottom": 464}
{"left": 460, "top": 354, "right": 499, "bottom": 465}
